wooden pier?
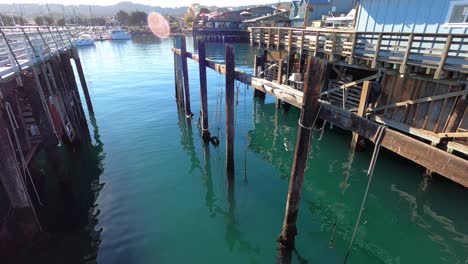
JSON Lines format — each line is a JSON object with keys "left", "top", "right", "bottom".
{"left": 0, "top": 26, "right": 93, "bottom": 252}
{"left": 172, "top": 30, "right": 468, "bottom": 256}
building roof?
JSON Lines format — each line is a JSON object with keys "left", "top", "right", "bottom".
{"left": 243, "top": 12, "right": 290, "bottom": 23}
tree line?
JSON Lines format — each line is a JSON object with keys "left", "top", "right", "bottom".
{"left": 0, "top": 9, "right": 149, "bottom": 27}
{"left": 115, "top": 10, "right": 148, "bottom": 26}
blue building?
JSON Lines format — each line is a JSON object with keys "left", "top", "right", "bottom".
{"left": 355, "top": 0, "right": 468, "bottom": 34}
{"left": 289, "top": 0, "right": 356, "bottom": 27}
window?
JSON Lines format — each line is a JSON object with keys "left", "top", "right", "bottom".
{"left": 446, "top": 0, "right": 468, "bottom": 26}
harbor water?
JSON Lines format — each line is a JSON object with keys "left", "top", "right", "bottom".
{"left": 28, "top": 36, "right": 468, "bottom": 264}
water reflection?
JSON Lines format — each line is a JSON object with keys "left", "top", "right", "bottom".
{"left": 176, "top": 106, "right": 261, "bottom": 260}
{"left": 248, "top": 101, "right": 468, "bottom": 263}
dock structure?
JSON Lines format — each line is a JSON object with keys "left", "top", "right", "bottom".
{"left": 0, "top": 26, "right": 93, "bottom": 250}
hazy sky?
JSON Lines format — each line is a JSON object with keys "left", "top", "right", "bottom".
{"left": 5, "top": 1, "right": 273, "bottom": 8}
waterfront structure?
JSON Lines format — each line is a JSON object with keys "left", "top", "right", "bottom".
{"left": 289, "top": 0, "right": 356, "bottom": 27}
{"left": 193, "top": 6, "right": 279, "bottom": 41}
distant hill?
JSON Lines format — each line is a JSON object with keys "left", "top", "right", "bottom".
{"left": 0, "top": 1, "right": 284, "bottom": 20}
{"left": 0, "top": 2, "right": 188, "bottom": 18}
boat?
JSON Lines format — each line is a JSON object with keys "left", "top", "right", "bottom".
{"left": 110, "top": 28, "right": 131, "bottom": 40}
{"left": 74, "top": 34, "right": 96, "bottom": 47}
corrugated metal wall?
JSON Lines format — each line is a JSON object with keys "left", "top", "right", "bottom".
{"left": 356, "top": 0, "right": 468, "bottom": 34}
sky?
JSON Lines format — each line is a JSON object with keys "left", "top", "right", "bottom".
{"left": 3, "top": 1, "right": 275, "bottom": 8}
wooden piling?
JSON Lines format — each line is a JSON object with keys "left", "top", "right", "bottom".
{"left": 253, "top": 52, "right": 267, "bottom": 99}
{"left": 179, "top": 36, "right": 193, "bottom": 117}
{"left": 278, "top": 57, "right": 326, "bottom": 248}
{"left": 198, "top": 38, "right": 210, "bottom": 142}
{"left": 0, "top": 112, "right": 41, "bottom": 239}
{"left": 225, "top": 44, "right": 236, "bottom": 177}
{"left": 173, "top": 37, "right": 181, "bottom": 103}
{"left": 351, "top": 81, "right": 372, "bottom": 150}
{"left": 71, "top": 47, "right": 94, "bottom": 115}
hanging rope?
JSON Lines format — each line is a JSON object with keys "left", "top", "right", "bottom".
{"left": 243, "top": 83, "right": 248, "bottom": 184}
{"left": 343, "top": 125, "right": 386, "bottom": 264}
{"left": 5, "top": 103, "right": 43, "bottom": 206}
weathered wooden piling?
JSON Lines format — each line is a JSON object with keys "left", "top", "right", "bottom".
{"left": 71, "top": 47, "right": 94, "bottom": 115}
{"left": 0, "top": 106, "right": 41, "bottom": 241}
{"left": 225, "top": 44, "right": 236, "bottom": 177}
{"left": 173, "top": 37, "right": 182, "bottom": 105}
{"left": 253, "top": 52, "right": 266, "bottom": 99}
{"left": 350, "top": 81, "right": 371, "bottom": 150}
{"left": 278, "top": 57, "right": 326, "bottom": 248}
{"left": 179, "top": 36, "right": 193, "bottom": 117}
{"left": 198, "top": 38, "right": 210, "bottom": 142}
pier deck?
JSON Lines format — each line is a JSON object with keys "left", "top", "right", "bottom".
{"left": 172, "top": 45, "right": 468, "bottom": 187}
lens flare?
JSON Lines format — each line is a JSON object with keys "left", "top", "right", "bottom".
{"left": 147, "top": 12, "right": 170, "bottom": 38}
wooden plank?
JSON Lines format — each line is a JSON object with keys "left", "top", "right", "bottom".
{"left": 438, "top": 132, "right": 468, "bottom": 138}
{"left": 321, "top": 73, "right": 379, "bottom": 95}
{"left": 422, "top": 83, "right": 449, "bottom": 130}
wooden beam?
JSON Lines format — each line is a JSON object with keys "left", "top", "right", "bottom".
{"left": 321, "top": 73, "right": 379, "bottom": 95}
{"left": 371, "top": 89, "right": 468, "bottom": 112}
{"left": 434, "top": 34, "right": 453, "bottom": 80}
{"left": 399, "top": 34, "right": 414, "bottom": 74}
{"left": 438, "top": 132, "right": 468, "bottom": 138}
{"left": 371, "top": 33, "right": 383, "bottom": 69}
{"left": 321, "top": 104, "right": 468, "bottom": 187}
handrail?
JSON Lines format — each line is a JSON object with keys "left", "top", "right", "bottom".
{"left": 250, "top": 26, "right": 468, "bottom": 79}
{"left": 0, "top": 26, "right": 74, "bottom": 80}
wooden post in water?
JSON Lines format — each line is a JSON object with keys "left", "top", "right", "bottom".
{"left": 198, "top": 38, "right": 210, "bottom": 142}
{"left": 225, "top": 44, "right": 235, "bottom": 178}
{"left": 278, "top": 56, "right": 326, "bottom": 249}
{"left": 350, "top": 81, "right": 372, "bottom": 150}
{"left": 179, "top": 36, "right": 193, "bottom": 117}
{"left": 0, "top": 110, "right": 41, "bottom": 237}
{"left": 71, "top": 47, "right": 94, "bottom": 115}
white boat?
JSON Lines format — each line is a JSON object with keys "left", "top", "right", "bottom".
{"left": 110, "top": 28, "right": 131, "bottom": 40}
{"left": 74, "top": 34, "right": 96, "bottom": 47}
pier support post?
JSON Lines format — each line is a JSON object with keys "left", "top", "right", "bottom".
{"left": 0, "top": 111, "right": 41, "bottom": 243}
{"left": 351, "top": 81, "right": 371, "bottom": 150}
{"left": 225, "top": 44, "right": 236, "bottom": 178}
{"left": 180, "top": 36, "right": 192, "bottom": 118}
{"left": 198, "top": 38, "right": 210, "bottom": 142}
{"left": 71, "top": 47, "right": 94, "bottom": 115}
{"left": 278, "top": 57, "right": 326, "bottom": 249}
{"left": 253, "top": 53, "right": 266, "bottom": 99}
{"left": 173, "top": 37, "right": 184, "bottom": 106}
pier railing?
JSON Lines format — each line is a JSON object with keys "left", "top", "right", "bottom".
{"left": 0, "top": 26, "right": 75, "bottom": 80}
{"left": 249, "top": 27, "right": 468, "bottom": 79}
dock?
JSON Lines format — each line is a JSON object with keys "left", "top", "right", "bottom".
{"left": 0, "top": 26, "right": 94, "bottom": 249}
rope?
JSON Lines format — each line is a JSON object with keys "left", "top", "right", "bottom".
{"left": 5, "top": 103, "right": 43, "bottom": 206}
{"left": 343, "top": 125, "right": 386, "bottom": 264}
{"left": 297, "top": 102, "right": 323, "bottom": 130}
{"left": 243, "top": 83, "right": 248, "bottom": 184}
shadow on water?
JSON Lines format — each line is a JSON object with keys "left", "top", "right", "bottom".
{"left": 19, "top": 116, "right": 106, "bottom": 264}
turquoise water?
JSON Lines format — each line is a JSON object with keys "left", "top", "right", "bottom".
{"left": 33, "top": 36, "right": 468, "bottom": 263}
